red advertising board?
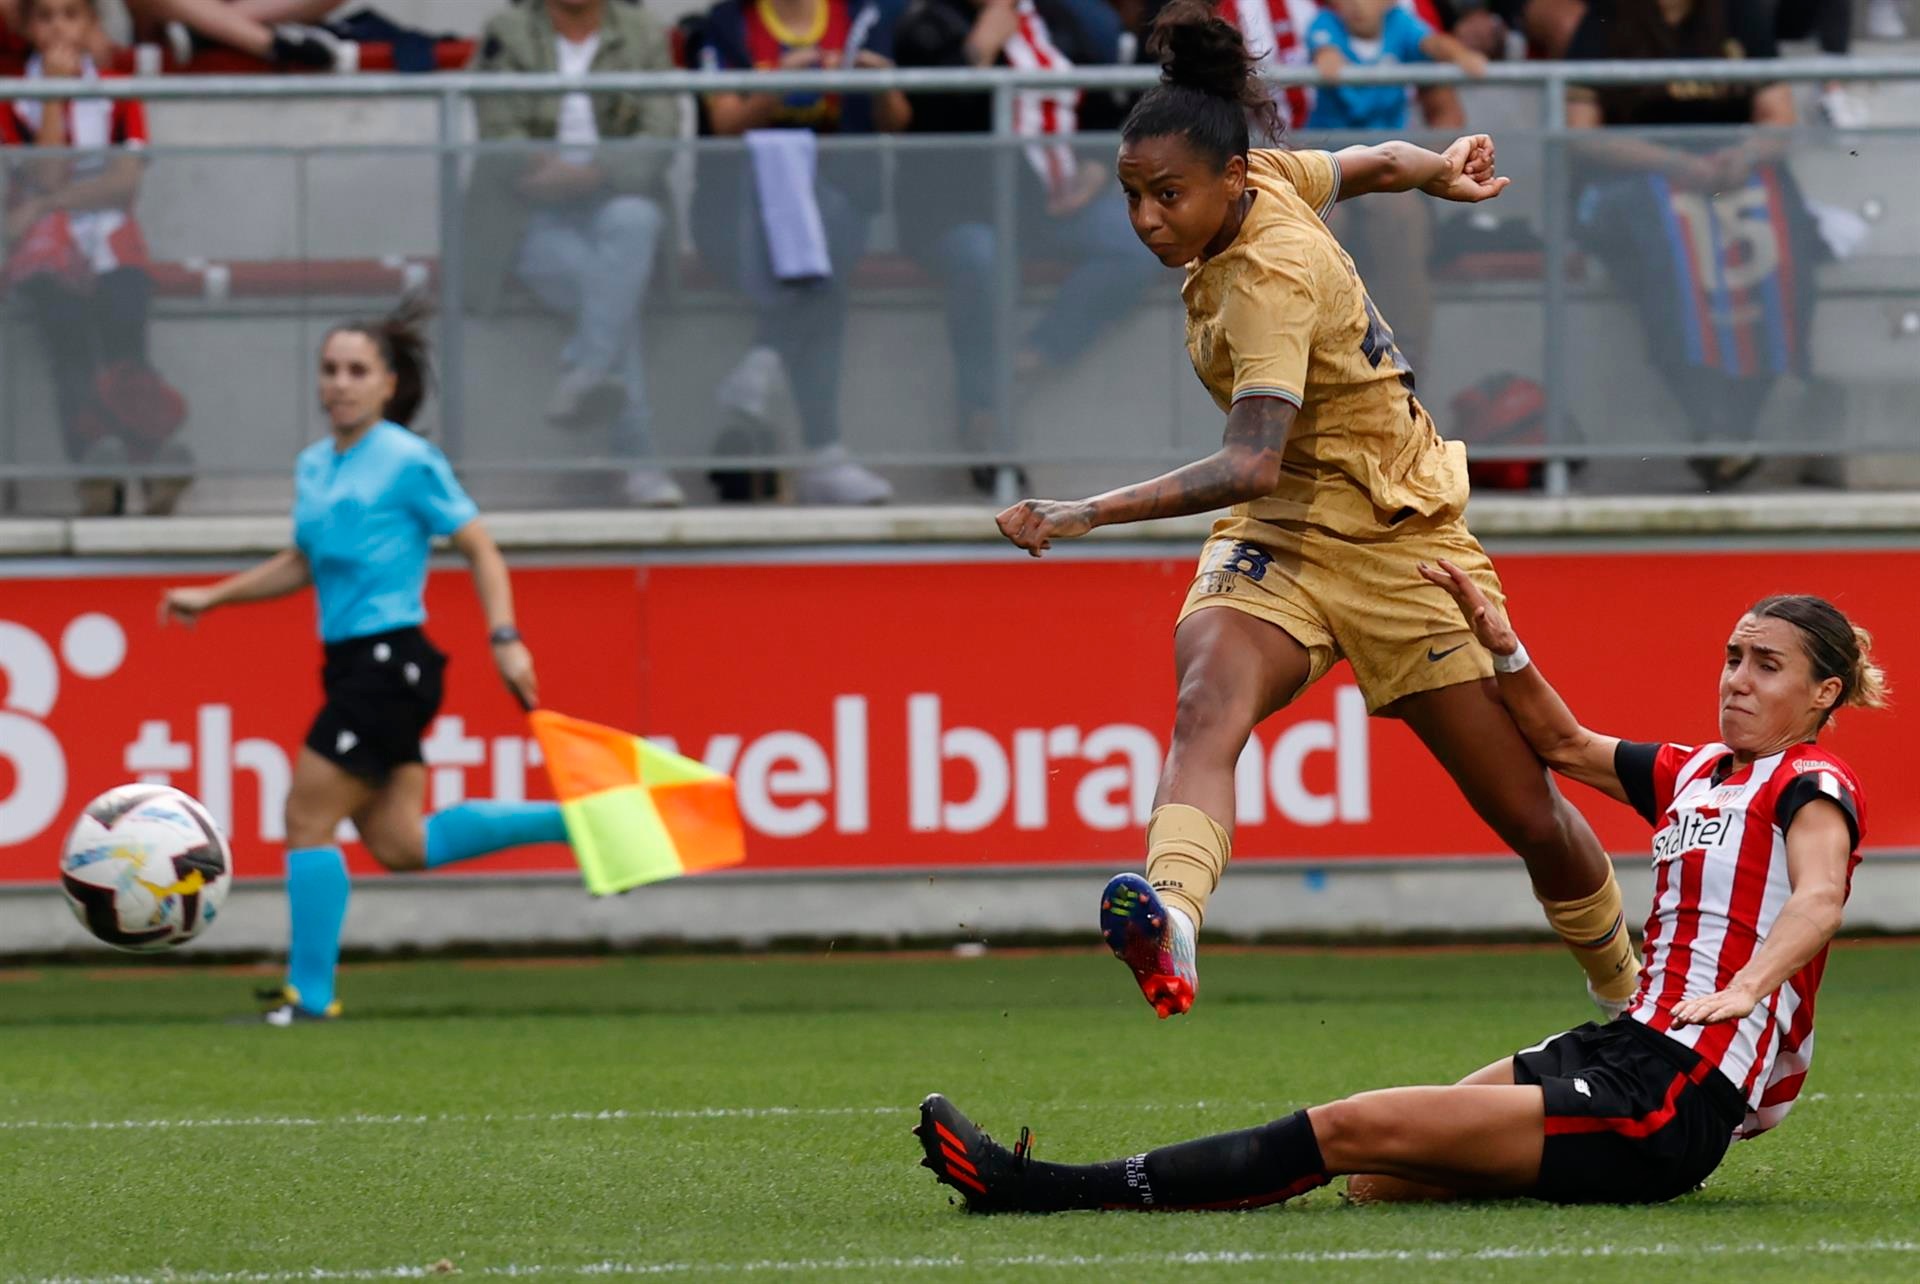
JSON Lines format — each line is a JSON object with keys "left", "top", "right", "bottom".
{"left": 0, "top": 548, "right": 1912, "bottom": 884}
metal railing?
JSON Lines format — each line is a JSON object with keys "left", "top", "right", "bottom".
{"left": 1, "top": 56, "right": 1916, "bottom": 510}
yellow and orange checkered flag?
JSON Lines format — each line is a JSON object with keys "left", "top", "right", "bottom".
{"left": 528, "top": 710, "right": 745, "bottom": 896}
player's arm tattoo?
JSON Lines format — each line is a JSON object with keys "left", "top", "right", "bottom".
{"left": 1082, "top": 396, "right": 1296, "bottom": 528}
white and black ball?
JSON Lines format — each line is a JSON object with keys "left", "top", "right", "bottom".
{"left": 59, "top": 785, "right": 233, "bottom": 952}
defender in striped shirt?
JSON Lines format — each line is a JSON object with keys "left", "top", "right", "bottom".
{"left": 1408, "top": 565, "right": 1884, "bottom": 1196}
{"left": 1617, "top": 738, "right": 1864, "bottom": 1138}
{"left": 913, "top": 576, "right": 1884, "bottom": 1212}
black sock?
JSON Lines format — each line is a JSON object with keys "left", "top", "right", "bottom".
{"left": 1016, "top": 1110, "right": 1331, "bottom": 1213}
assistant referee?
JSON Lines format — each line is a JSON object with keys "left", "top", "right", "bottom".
{"left": 162, "top": 298, "right": 572, "bottom": 1024}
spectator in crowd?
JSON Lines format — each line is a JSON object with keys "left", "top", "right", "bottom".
{"left": 1, "top": 0, "right": 190, "bottom": 515}
{"left": 1508, "top": 0, "right": 1584, "bottom": 55}
{"left": 1565, "top": 0, "right": 1817, "bottom": 490}
{"left": 1497, "top": 0, "right": 1868, "bottom": 120}
{"left": 690, "top": 0, "right": 906, "bottom": 506}
{"left": 1308, "top": 0, "right": 1488, "bottom": 126}
{"left": 1439, "top": 0, "right": 1521, "bottom": 59}
{"left": 466, "top": 0, "right": 684, "bottom": 506}
{"left": 1419, "top": 0, "right": 1585, "bottom": 59}
{"left": 0, "top": 0, "right": 120, "bottom": 60}
{"left": 893, "top": 0, "right": 1162, "bottom": 495}
{"left": 1770, "top": 0, "right": 1866, "bottom": 126}
{"left": 121, "top": 0, "right": 344, "bottom": 67}
{"left": 1063, "top": 0, "right": 1123, "bottom": 59}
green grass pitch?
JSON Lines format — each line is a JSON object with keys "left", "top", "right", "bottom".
{"left": 1, "top": 943, "right": 1915, "bottom": 1282}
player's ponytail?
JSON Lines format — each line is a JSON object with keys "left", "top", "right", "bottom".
{"left": 1751, "top": 595, "right": 1891, "bottom": 727}
{"left": 328, "top": 293, "right": 435, "bottom": 428}
{"left": 1121, "top": 0, "right": 1282, "bottom": 171}
{"left": 1846, "top": 624, "right": 1890, "bottom": 712}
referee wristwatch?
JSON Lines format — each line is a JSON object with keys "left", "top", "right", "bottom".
{"left": 488, "top": 625, "right": 522, "bottom": 646}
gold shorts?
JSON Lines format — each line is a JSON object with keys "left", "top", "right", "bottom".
{"left": 1176, "top": 515, "right": 1507, "bottom": 713}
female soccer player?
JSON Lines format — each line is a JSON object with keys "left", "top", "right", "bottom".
{"left": 995, "top": 0, "right": 1638, "bottom": 1020}
{"left": 160, "top": 299, "right": 570, "bottom": 1025}
{"left": 917, "top": 583, "right": 1882, "bottom": 1209}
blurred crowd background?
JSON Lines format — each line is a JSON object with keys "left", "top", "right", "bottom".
{"left": 3, "top": 0, "right": 1918, "bottom": 518}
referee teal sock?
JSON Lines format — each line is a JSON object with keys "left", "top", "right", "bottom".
{"left": 284, "top": 845, "right": 349, "bottom": 1015}
{"left": 423, "top": 801, "right": 568, "bottom": 869}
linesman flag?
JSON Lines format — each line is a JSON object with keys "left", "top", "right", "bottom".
{"left": 529, "top": 710, "right": 746, "bottom": 896}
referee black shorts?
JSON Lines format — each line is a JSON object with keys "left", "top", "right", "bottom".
{"left": 1513, "top": 1017, "right": 1747, "bottom": 1205}
{"left": 304, "top": 626, "right": 447, "bottom": 781}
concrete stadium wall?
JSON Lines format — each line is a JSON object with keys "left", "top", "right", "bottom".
{"left": 8, "top": 858, "right": 1920, "bottom": 958}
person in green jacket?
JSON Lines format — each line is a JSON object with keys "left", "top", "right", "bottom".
{"left": 466, "top": 0, "right": 684, "bottom": 506}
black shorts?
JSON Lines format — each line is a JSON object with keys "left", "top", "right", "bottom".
{"left": 1513, "top": 1018, "right": 1747, "bottom": 1205}
{"left": 304, "top": 627, "right": 446, "bottom": 780}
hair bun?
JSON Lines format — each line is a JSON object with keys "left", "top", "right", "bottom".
{"left": 1149, "top": 0, "right": 1261, "bottom": 106}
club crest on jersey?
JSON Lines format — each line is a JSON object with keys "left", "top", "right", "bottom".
{"left": 1653, "top": 810, "right": 1730, "bottom": 863}
{"left": 1199, "top": 542, "right": 1273, "bottom": 597}
{"left": 1199, "top": 571, "right": 1239, "bottom": 596}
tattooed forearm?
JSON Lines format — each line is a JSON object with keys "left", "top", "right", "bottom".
{"left": 1089, "top": 449, "right": 1275, "bottom": 522}
{"left": 1082, "top": 396, "right": 1296, "bottom": 528}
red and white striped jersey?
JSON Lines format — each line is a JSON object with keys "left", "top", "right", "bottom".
{"left": 1002, "top": 0, "right": 1081, "bottom": 206}
{"left": 1, "top": 58, "right": 151, "bottom": 286}
{"left": 1216, "top": 0, "right": 1320, "bottom": 132}
{"left": 1616, "top": 739, "right": 1865, "bottom": 1139}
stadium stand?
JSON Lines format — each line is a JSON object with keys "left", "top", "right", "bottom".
{"left": 2, "top": 1, "right": 1918, "bottom": 514}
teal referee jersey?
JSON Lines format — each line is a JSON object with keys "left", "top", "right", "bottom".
{"left": 292, "top": 421, "right": 478, "bottom": 644}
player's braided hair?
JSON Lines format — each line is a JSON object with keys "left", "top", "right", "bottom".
{"left": 1121, "top": 0, "right": 1283, "bottom": 171}
{"left": 329, "top": 294, "right": 435, "bottom": 428}
{"left": 1750, "top": 595, "right": 1890, "bottom": 728}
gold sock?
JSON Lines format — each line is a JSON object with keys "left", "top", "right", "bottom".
{"left": 1540, "top": 866, "right": 1641, "bottom": 1004}
{"left": 1144, "top": 804, "right": 1233, "bottom": 931}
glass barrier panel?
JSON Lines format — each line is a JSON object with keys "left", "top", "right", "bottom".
{"left": 3, "top": 99, "right": 1915, "bottom": 513}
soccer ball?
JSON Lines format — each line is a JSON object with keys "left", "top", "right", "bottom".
{"left": 59, "top": 784, "right": 233, "bottom": 952}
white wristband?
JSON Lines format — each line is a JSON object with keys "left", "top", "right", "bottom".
{"left": 1490, "top": 640, "right": 1531, "bottom": 674}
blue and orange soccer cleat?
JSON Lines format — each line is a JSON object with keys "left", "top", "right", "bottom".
{"left": 914, "top": 1094, "right": 1036, "bottom": 1215}
{"left": 1100, "top": 873, "right": 1197, "bottom": 1018}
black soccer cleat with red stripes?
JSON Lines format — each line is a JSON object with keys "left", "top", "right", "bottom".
{"left": 914, "top": 1095, "right": 1335, "bottom": 1215}
{"left": 914, "top": 1094, "right": 1043, "bottom": 1214}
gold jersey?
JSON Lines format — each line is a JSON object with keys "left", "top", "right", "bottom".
{"left": 1182, "top": 148, "right": 1470, "bottom": 540}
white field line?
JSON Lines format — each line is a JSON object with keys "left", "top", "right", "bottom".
{"left": 0, "top": 1100, "right": 1261, "bottom": 1133}
{"left": 1, "top": 1090, "right": 1906, "bottom": 1134}
{"left": 25, "top": 1240, "right": 1920, "bottom": 1284}
{"left": 0, "top": 1107, "right": 900, "bottom": 1132}
{"left": 1799, "top": 1091, "right": 1920, "bottom": 1101}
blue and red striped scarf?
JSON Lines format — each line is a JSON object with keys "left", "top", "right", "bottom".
{"left": 1580, "top": 164, "right": 1821, "bottom": 379}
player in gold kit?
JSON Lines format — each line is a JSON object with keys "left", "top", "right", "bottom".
{"left": 995, "top": 0, "right": 1640, "bottom": 1020}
